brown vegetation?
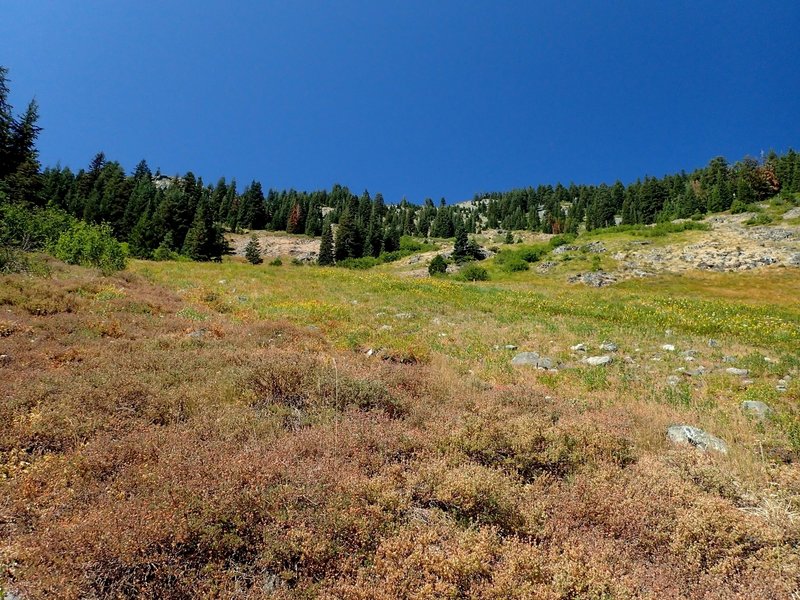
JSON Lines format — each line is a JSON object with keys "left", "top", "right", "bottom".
{"left": 1, "top": 261, "right": 799, "bottom": 598}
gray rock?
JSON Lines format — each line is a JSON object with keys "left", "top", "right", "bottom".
{"left": 512, "top": 352, "right": 555, "bottom": 369}
{"left": 661, "top": 344, "right": 676, "bottom": 352}
{"left": 570, "top": 343, "right": 587, "bottom": 352}
{"left": 707, "top": 338, "right": 720, "bottom": 348}
{"left": 788, "top": 253, "right": 800, "bottom": 267}
{"left": 666, "top": 375, "right": 681, "bottom": 386}
{"left": 722, "top": 356, "right": 737, "bottom": 363}
{"left": 504, "top": 344, "right": 518, "bottom": 350}
{"left": 582, "top": 241, "right": 607, "bottom": 253}
{"left": 583, "top": 355, "right": 612, "bottom": 366}
{"left": 681, "top": 368, "right": 706, "bottom": 377}
{"left": 188, "top": 329, "right": 207, "bottom": 339}
{"left": 537, "top": 261, "right": 557, "bottom": 273}
{"left": 567, "top": 272, "right": 618, "bottom": 287}
{"left": 552, "top": 244, "right": 577, "bottom": 255}
{"left": 599, "top": 341, "right": 618, "bottom": 352}
{"left": 726, "top": 367, "right": 749, "bottom": 376}
{"left": 741, "top": 400, "right": 772, "bottom": 419}
{"left": 667, "top": 425, "right": 728, "bottom": 453}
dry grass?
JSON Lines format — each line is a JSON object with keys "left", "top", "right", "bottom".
{"left": 1, "top": 257, "right": 799, "bottom": 598}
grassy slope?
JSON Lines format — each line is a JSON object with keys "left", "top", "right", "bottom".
{"left": 1, "top": 249, "right": 799, "bottom": 598}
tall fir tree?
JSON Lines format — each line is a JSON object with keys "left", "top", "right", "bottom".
{"left": 318, "top": 218, "right": 335, "bottom": 265}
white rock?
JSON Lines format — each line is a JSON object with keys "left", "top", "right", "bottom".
{"left": 583, "top": 355, "right": 612, "bottom": 366}
{"left": 726, "top": 367, "right": 749, "bottom": 376}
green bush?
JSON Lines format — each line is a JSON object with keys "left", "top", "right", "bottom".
{"left": 0, "top": 204, "right": 76, "bottom": 250}
{"left": 494, "top": 251, "right": 529, "bottom": 272}
{"left": 269, "top": 258, "right": 283, "bottom": 266}
{"left": 336, "top": 256, "right": 381, "bottom": 269}
{"left": 549, "top": 233, "right": 577, "bottom": 248}
{"left": 458, "top": 262, "right": 489, "bottom": 281}
{"left": 152, "top": 244, "right": 180, "bottom": 261}
{"left": 745, "top": 213, "right": 773, "bottom": 226}
{"left": 428, "top": 254, "right": 448, "bottom": 275}
{"left": 54, "top": 221, "right": 127, "bottom": 273}
{"left": 729, "top": 199, "right": 748, "bottom": 214}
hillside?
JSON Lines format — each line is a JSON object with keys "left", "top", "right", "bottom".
{"left": 2, "top": 214, "right": 800, "bottom": 598}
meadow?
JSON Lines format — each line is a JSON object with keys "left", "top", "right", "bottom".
{"left": 1, "top": 249, "right": 799, "bottom": 598}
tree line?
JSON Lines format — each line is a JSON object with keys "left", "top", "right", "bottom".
{"left": 472, "top": 152, "right": 797, "bottom": 234}
{"left": 2, "top": 65, "right": 799, "bottom": 267}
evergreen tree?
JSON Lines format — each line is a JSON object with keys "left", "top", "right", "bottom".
{"left": 245, "top": 235, "right": 263, "bottom": 264}
{"left": 318, "top": 218, "right": 335, "bottom": 265}
{"left": 182, "top": 198, "right": 226, "bottom": 261}
{"left": 453, "top": 223, "right": 469, "bottom": 262}
{"left": 237, "top": 181, "right": 267, "bottom": 230}
{"left": 286, "top": 202, "right": 303, "bottom": 234}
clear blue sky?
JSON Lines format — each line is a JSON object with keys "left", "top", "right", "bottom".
{"left": 3, "top": 1, "right": 799, "bottom": 203}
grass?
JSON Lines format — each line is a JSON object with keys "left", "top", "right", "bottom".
{"left": 1, "top": 253, "right": 799, "bottom": 598}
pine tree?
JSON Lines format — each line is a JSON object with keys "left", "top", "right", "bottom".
{"left": 182, "top": 198, "right": 227, "bottom": 261}
{"left": 318, "top": 218, "right": 335, "bottom": 265}
{"left": 245, "top": 235, "right": 263, "bottom": 264}
{"left": 286, "top": 203, "right": 302, "bottom": 234}
{"left": 453, "top": 223, "right": 469, "bottom": 262}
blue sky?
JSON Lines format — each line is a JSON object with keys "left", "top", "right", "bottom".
{"left": 3, "top": 1, "right": 799, "bottom": 203}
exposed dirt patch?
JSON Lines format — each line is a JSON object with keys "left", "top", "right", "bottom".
{"left": 226, "top": 231, "right": 320, "bottom": 261}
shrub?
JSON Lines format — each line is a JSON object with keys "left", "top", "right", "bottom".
{"left": 495, "top": 252, "right": 529, "bottom": 272}
{"left": 337, "top": 257, "right": 381, "bottom": 269}
{"left": 428, "top": 254, "right": 448, "bottom": 275}
{"left": 269, "top": 257, "right": 283, "bottom": 266}
{"left": 730, "top": 199, "right": 748, "bottom": 214}
{"left": 152, "top": 244, "right": 180, "bottom": 261}
{"left": 0, "top": 204, "right": 76, "bottom": 251}
{"left": 54, "top": 222, "right": 127, "bottom": 273}
{"left": 745, "top": 213, "right": 773, "bottom": 226}
{"left": 458, "top": 263, "right": 489, "bottom": 281}
{"left": 549, "top": 233, "right": 577, "bottom": 248}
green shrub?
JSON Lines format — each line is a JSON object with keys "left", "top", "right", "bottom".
{"left": 0, "top": 204, "right": 76, "bottom": 250}
{"left": 745, "top": 213, "right": 773, "bottom": 226}
{"left": 458, "top": 262, "right": 489, "bottom": 281}
{"left": 54, "top": 221, "right": 127, "bottom": 273}
{"left": 337, "top": 257, "right": 381, "bottom": 269}
{"left": 517, "top": 245, "right": 548, "bottom": 262}
{"left": 269, "top": 258, "right": 283, "bottom": 266}
{"left": 729, "top": 199, "right": 748, "bottom": 214}
{"left": 494, "top": 251, "right": 529, "bottom": 272}
{"left": 152, "top": 244, "right": 180, "bottom": 261}
{"left": 549, "top": 233, "right": 577, "bottom": 248}
{"left": 428, "top": 254, "right": 448, "bottom": 275}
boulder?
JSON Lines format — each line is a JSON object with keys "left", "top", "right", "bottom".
{"left": 583, "top": 355, "right": 612, "bottom": 366}
{"left": 570, "top": 343, "right": 587, "bottom": 352}
{"left": 667, "top": 425, "right": 728, "bottom": 453}
{"left": 582, "top": 241, "right": 606, "bottom": 253}
{"left": 741, "top": 400, "right": 772, "bottom": 419}
{"left": 512, "top": 352, "right": 555, "bottom": 369}
{"left": 599, "top": 341, "right": 618, "bottom": 352}
{"left": 726, "top": 367, "right": 749, "bottom": 376}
